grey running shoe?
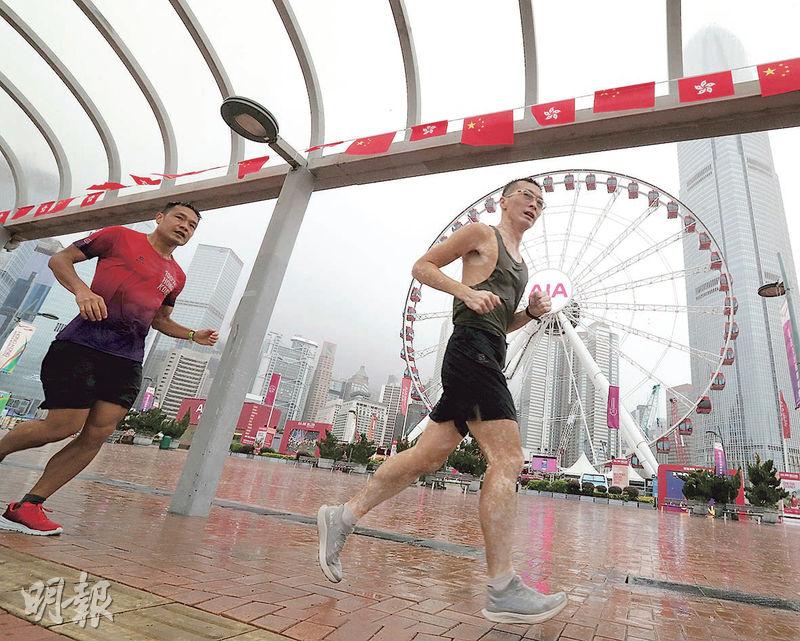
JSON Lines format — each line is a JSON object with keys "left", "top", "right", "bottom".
{"left": 482, "top": 575, "right": 568, "bottom": 624}
{"left": 317, "top": 505, "right": 354, "bottom": 583}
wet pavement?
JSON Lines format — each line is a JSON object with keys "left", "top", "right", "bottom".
{"left": 1, "top": 441, "right": 798, "bottom": 641}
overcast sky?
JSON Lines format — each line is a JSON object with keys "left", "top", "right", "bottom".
{"left": 2, "top": 1, "right": 800, "bottom": 394}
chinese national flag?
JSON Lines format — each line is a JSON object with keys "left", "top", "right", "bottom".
{"left": 461, "top": 110, "right": 514, "bottom": 146}
{"left": 34, "top": 202, "right": 55, "bottom": 217}
{"left": 530, "top": 99, "right": 576, "bottom": 126}
{"left": 345, "top": 132, "right": 395, "bottom": 155}
{"left": 130, "top": 174, "right": 161, "bottom": 186}
{"left": 410, "top": 120, "right": 448, "bottom": 141}
{"left": 81, "top": 192, "right": 103, "bottom": 208}
{"left": 305, "top": 140, "right": 344, "bottom": 152}
{"left": 11, "top": 206, "right": 34, "bottom": 220}
{"left": 153, "top": 166, "right": 224, "bottom": 179}
{"left": 758, "top": 58, "right": 800, "bottom": 96}
{"left": 51, "top": 198, "right": 75, "bottom": 213}
{"left": 237, "top": 155, "right": 269, "bottom": 179}
{"left": 0, "top": 211, "right": 9, "bottom": 224}
{"left": 87, "top": 181, "right": 127, "bottom": 191}
{"left": 678, "top": 71, "right": 734, "bottom": 103}
{"left": 594, "top": 82, "right": 655, "bottom": 112}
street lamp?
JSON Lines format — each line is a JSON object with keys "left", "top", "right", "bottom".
{"left": 220, "top": 96, "right": 305, "bottom": 169}
{"left": 758, "top": 251, "right": 796, "bottom": 472}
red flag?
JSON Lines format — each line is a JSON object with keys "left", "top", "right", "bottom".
{"left": 530, "top": 99, "right": 576, "bottom": 126}
{"left": 780, "top": 391, "right": 791, "bottom": 439}
{"left": 594, "top": 82, "right": 655, "bottom": 113}
{"left": 345, "top": 132, "right": 395, "bottom": 156}
{"left": 678, "top": 71, "right": 734, "bottom": 103}
{"left": 34, "top": 202, "right": 55, "bottom": 217}
{"left": 81, "top": 192, "right": 103, "bottom": 207}
{"left": 410, "top": 120, "right": 448, "bottom": 141}
{"left": 237, "top": 155, "right": 269, "bottom": 179}
{"left": 0, "top": 210, "right": 10, "bottom": 224}
{"left": 400, "top": 376, "right": 412, "bottom": 415}
{"left": 130, "top": 175, "right": 161, "bottom": 186}
{"left": 607, "top": 385, "right": 620, "bottom": 429}
{"left": 51, "top": 198, "right": 75, "bottom": 213}
{"left": 11, "top": 206, "right": 34, "bottom": 220}
{"left": 305, "top": 141, "right": 344, "bottom": 153}
{"left": 461, "top": 110, "right": 514, "bottom": 146}
{"left": 153, "top": 166, "right": 224, "bottom": 179}
{"left": 758, "top": 58, "right": 800, "bottom": 96}
{"left": 87, "top": 181, "right": 127, "bottom": 191}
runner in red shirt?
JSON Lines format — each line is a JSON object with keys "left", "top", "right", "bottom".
{"left": 0, "top": 202, "right": 219, "bottom": 535}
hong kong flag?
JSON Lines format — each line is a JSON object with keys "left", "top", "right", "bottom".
{"left": 758, "top": 57, "right": 800, "bottom": 96}
{"left": 594, "top": 81, "right": 655, "bottom": 113}
{"left": 678, "top": 70, "right": 734, "bottom": 103}
{"left": 461, "top": 110, "right": 514, "bottom": 146}
{"left": 345, "top": 132, "right": 396, "bottom": 155}
{"left": 530, "top": 99, "right": 576, "bottom": 126}
{"left": 130, "top": 174, "right": 161, "bottom": 186}
{"left": 87, "top": 181, "right": 127, "bottom": 191}
{"left": 410, "top": 120, "right": 448, "bottom": 141}
{"left": 305, "top": 140, "right": 344, "bottom": 153}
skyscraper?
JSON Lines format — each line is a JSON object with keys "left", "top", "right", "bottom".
{"left": 379, "top": 375, "right": 404, "bottom": 442}
{"left": 343, "top": 365, "right": 371, "bottom": 401}
{"left": 141, "top": 244, "right": 242, "bottom": 388}
{"left": 302, "top": 341, "right": 336, "bottom": 420}
{"left": 156, "top": 348, "right": 211, "bottom": 418}
{"left": 678, "top": 26, "right": 799, "bottom": 472}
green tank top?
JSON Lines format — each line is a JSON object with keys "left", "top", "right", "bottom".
{"left": 452, "top": 226, "right": 529, "bottom": 337}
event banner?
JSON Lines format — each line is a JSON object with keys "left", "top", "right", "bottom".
{"left": 611, "top": 458, "right": 629, "bottom": 488}
{"left": 713, "top": 441, "right": 728, "bottom": 475}
{"left": 607, "top": 385, "right": 620, "bottom": 429}
{"left": 778, "top": 472, "right": 800, "bottom": 518}
{"left": 0, "top": 322, "right": 35, "bottom": 374}
{"left": 399, "top": 376, "right": 412, "bottom": 415}
{"left": 780, "top": 300, "right": 800, "bottom": 408}
{"left": 140, "top": 386, "right": 156, "bottom": 411}
{"left": 264, "top": 373, "right": 281, "bottom": 406}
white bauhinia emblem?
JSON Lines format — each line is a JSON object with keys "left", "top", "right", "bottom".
{"left": 544, "top": 107, "right": 560, "bottom": 120}
{"left": 422, "top": 125, "right": 436, "bottom": 135}
{"left": 694, "top": 80, "right": 715, "bottom": 95}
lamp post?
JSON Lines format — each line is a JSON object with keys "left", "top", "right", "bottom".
{"left": 758, "top": 251, "right": 795, "bottom": 472}
{"left": 170, "top": 97, "right": 313, "bottom": 516}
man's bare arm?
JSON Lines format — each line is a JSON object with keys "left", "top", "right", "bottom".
{"left": 48, "top": 245, "right": 107, "bottom": 321}
{"left": 411, "top": 224, "right": 502, "bottom": 315}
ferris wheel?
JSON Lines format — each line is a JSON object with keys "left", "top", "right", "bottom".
{"left": 400, "top": 170, "right": 737, "bottom": 477}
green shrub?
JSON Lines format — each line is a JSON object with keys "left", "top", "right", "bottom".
{"left": 161, "top": 415, "right": 189, "bottom": 439}
{"left": 745, "top": 455, "right": 789, "bottom": 508}
{"left": 608, "top": 485, "right": 623, "bottom": 495}
{"left": 446, "top": 439, "right": 487, "bottom": 476}
{"left": 623, "top": 486, "right": 640, "bottom": 500}
{"left": 346, "top": 434, "right": 378, "bottom": 466}
{"left": 581, "top": 482, "right": 596, "bottom": 496}
{"left": 550, "top": 479, "right": 569, "bottom": 494}
{"left": 594, "top": 486, "right": 607, "bottom": 495}
{"left": 637, "top": 495, "right": 654, "bottom": 504}
{"left": 527, "top": 479, "right": 551, "bottom": 492}
{"left": 679, "top": 469, "right": 741, "bottom": 504}
{"left": 317, "top": 431, "right": 344, "bottom": 460}
{"left": 230, "top": 442, "right": 254, "bottom": 454}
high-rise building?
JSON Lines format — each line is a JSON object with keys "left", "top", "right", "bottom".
{"left": 141, "top": 244, "right": 242, "bottom": 390}
{"left": 303, "top": 341, "right": 336, "bottom": 420}
{"left": 379, "top": 375, "right": 404, "bottom": 442}
{"left": 249, "top": 333, "right": 319, "bottom": 430}
{"left": 332, "top": 397, "right": 390, "bottom": 447}
{"left": 155, "top": 348, "right": 211, "bottom": 418}
{"left": 343, "top": 365, "right": 371, "bottom": 401}
{"left": 678, "top": 26, "right": 800, "bottom": 472}
{"left": 327, "top": 377, "right": 346, "bottom": 401}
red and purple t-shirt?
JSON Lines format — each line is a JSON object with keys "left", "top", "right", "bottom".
{"left": 56, "top": 226, "right": 186, "bottom": 362}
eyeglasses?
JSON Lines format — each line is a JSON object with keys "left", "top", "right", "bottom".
{"left": 506, "top": 189, "right": 546, "bottom": 210}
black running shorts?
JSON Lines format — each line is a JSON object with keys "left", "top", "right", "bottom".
{"left": 39, "top": 340, "right": 143, "bottom": 411}
{"left": 429, "top": 325, "right": 518, "bottom": 436}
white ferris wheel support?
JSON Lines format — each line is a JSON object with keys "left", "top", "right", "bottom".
{"left": 556, "top": 311, "right": 659, "bottom": 477}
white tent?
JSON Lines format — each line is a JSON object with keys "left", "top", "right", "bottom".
{"left": 560, "top": 452, "right": 600, "bottom": 477}
{"left": 605, "top": 465, "right": 646, "bottom": 484}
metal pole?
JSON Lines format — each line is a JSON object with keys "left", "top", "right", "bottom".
{"left": 778, "top": 252, "right": 795, "bottom": 471}
{"left": 558, "top": 312, "right": 659, "bottom": 476}
{"left": 169, "top": 166, "right": 315, "bottom": 516}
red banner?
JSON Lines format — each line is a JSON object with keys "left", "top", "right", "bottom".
{"left": 410, "top": 120, "right": 448, "bottom": 141}
{"left": 780, "top": 390, "right": 791, "bottom": 439}
{"left": 678, "top": 70, "right": 735, "bottom": 103}
{"left": 400, "top": 376, "right": 412, "bottom": 415}
{"left": 345, "top": 132, "right": 395, "bottom": 156}
{"left": 461, "top": 110, "right": 514, "bottom": 146}
{"left": 530, "top": 99, "right": 576, "bottom": 126}
{"left": 758, "top": 57, "right": 800, "bottom": 96}
{"left": 264, "top": 373, "right": 281, "bottom": 406}
{"left": 594, "top": 82, "right": 655, "bottom": 113}
{"left": 237, "top": 155, "right": 269, "bottom": 179}
{"left": 607, "top": 385, "right": 620, "bottom": 429}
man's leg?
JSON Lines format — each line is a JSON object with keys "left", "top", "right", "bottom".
{"left": 318, "top": 420, "right": 463, "bottom": 582}
{"left": 347, "top": 420, "right": 464, "bottom": 517}
{"left": 468, "top": 418, "right": 567, "bottom": 623}
{"left": 0, "top": 409, "right": 90, "bottom": 463}
{"left": 26, "top": 401, "right": 128, "bottom": 500}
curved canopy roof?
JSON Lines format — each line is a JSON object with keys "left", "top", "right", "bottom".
{"left": 2, "top": 0, "right": 800, "bottom": 240}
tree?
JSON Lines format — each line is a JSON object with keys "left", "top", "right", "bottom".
{"left": 395, "top": 437, "right": 412, "bottom": 453}
{"left": 317, "top": 431, "right": 344, "bottom": 460}
{"left": 119, "top": 409, "right": 170, "bottom": 436}
{"left": 680, "top": 469, "right": 741, "bottom": 504}
{"left": 745, "top": 455, "right": 789, "bottom": 508}
{"left": 446, "top": 439, "right": 487, "bottom": 476}
{"left": 347, "top": 434, "right": 377, "bottom": 465}
{"left": 162, "top": 415, "right": 189, "bottom": 439}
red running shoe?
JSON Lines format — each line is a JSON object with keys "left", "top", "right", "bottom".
{"left": 0, "top": 502, "right": 63, "bottom": 536}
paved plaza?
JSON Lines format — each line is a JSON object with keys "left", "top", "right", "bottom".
{"left": 0, "top": 442, "right": 798, "bottom": 641}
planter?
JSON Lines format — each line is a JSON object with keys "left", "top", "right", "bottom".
{"left": 609, "top": 498, "right": 624, "bottom": 507}
{"left": 351, "top": 464, "right": 368, "bottom": 474}
{"left": 762, "top": 510, "right": 780, "bottom": 524}
{"left": 468, "top": 480, "right": 481, "bottom": 493}
{"left": 579, "top": 495, "right": 594, "bottom": 503}
{"left": 623, "top": 500, "right": 638, "bottom": 508}
{"left": 564, "top": 493, "right": 578, "bottom": 500}
{"left": 133, "top": 435, "right": 153, "bottom": 446}
{"left": 317, "top": 457, "right": 335, "bottom": 469}
{"left": 594, "top": 497, "right": 609, "bottom": 504}
{"left": 169, "top": 440, "right": 180, "bottom": 449}
{"left": 539, "top": 491, "right": 553, "bottom": 498}
{"left": 691, "top": 503, "right": 708, "bottom": 516}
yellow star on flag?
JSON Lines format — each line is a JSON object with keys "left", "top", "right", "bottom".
{"left": 467, "top": 121, "right": 476, "bottom": 129}
{"left": 764, "top": 67, "right": 776, "bottom": 75}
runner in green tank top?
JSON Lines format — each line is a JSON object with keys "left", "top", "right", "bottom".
{"left": 317, "top": 177, "right": 569, "bottom": 625}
